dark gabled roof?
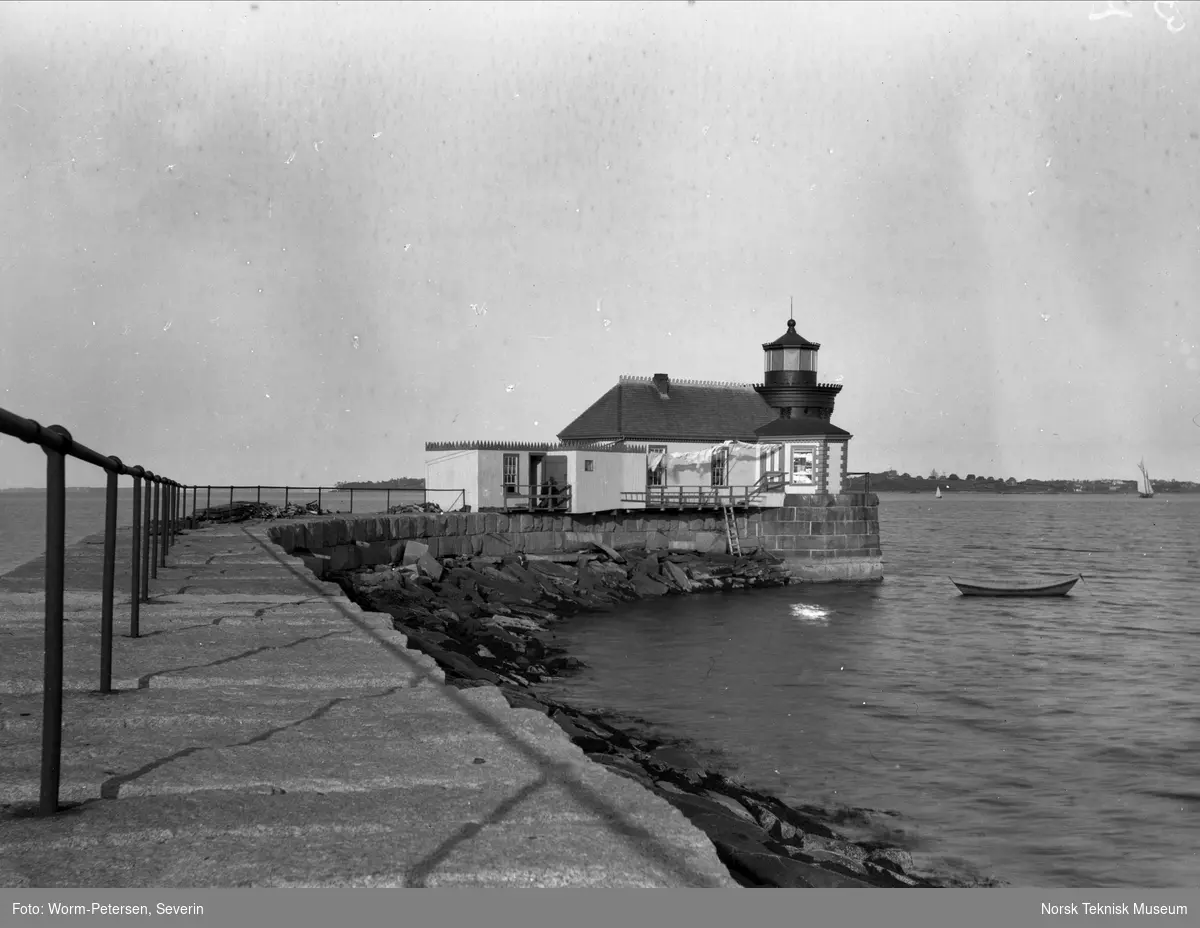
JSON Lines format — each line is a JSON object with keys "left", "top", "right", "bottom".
{"left": 425, "top": 440, "right": 647, "bottom": 454}
{"left": 754, "top": 416, "right": 851, "bottom": 438}
{"left": 558, "top": 376, "right": 778, "bottom": 443}
{"left": 762, "top": 319, "right": 820, "bottom": 351}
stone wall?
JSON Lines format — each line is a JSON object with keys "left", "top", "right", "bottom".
{"left": 267, "top": 492, "right": 882, "bottom": 582}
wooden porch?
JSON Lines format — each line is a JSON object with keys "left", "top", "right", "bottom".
{"left": 502, "top": 483, "right": 572, "bottom": 513}
{"left": 621, "top": 472, "right": 786, "bottom": 511}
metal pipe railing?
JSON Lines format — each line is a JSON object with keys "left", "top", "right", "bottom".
{"left": 845, "top": 471, "right": 872, "bottom": 495}
{"left": 183, "top": 486, "right": 469, "bottom": 516}
{"left": 150, "top": 478, "right": 160, "bottom": 577}
{"left": 0, "top": 406, "right": 184, "bottom": 816}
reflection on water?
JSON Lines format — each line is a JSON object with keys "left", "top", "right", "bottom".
{"left": 789, "top": 602, "right": 833, "bottom": 625}
{"left": 538, "top": 494, "right": 1200, "bottom": 887}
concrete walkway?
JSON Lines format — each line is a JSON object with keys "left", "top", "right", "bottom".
{"left": 0, "top": 522, "right": 735, "bottom": 888}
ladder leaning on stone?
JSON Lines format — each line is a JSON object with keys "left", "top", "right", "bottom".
{"left": 722, "top": 504, "right": 742, "bottom": 556}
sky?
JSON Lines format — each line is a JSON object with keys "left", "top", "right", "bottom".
{"left": 1, "top": 0, "right": 1198, "bottom": 489}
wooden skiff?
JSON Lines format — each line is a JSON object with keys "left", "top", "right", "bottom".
{"left": 949, "top": 574, "right": 1083, "bottom": 597}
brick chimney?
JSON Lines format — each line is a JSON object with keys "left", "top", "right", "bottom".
{"left": 652, "top": 373, "right": 670, "bottom": 398}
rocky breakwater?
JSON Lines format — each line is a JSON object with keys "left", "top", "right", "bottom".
{"left": 328, "top": 541, "right": 1002, "bottom": 889}
{"left": 196, "top": 500, "right": 443, "bottom": 524}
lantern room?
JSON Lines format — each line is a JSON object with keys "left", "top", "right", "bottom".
{"left": 755, "top": 316, "right": 843, "bottom": 421}
{"left": 762, "top": 319, "right": 821, "bottom": 387}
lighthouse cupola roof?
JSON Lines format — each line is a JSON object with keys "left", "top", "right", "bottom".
{"left": 762, "top": 318, "right": 820, "bottom": 352}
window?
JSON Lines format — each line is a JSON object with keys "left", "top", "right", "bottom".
{"left": 648, "top": 445, "right": 667, "bottom": 486}
{"left": 584, "top": 459, "right": 594, "bottom": 472}
{"left": 503, "top": 454, "right": 518, "bottom": 493}
{"left": 711, "top": 447, "right": 729, "bottom": 487}
{"left": 790, "top": 447, "right": 815, "bottom": 485}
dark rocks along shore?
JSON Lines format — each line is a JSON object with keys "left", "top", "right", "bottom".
{"left": 194, "top": 500, "right": 442, "bottom": 523}
{"left": 315, "top": 539, "right": 1004, "bottom": 888}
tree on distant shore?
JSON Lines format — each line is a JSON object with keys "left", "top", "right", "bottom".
{"left": 334, "top": 477, "right": 425, "bottom": 489}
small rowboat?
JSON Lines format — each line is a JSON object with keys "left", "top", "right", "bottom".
{"left": 949, "top": 574, "right": 1082, "bottom": 597}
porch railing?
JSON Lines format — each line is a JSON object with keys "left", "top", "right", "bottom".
{"left": 622, "top": 470, "right": 788, "bottom": 510}
{"left": 621, "top": 484, "right": 772, "bottom": 509}
{"left": 0, "top": 405, "right": 185, "bottom": 816}
{"left": 502, "top": 483, "right": 572, "bottom": 512}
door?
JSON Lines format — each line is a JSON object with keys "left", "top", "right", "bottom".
{"left": 544, "top": 455, "right": 568, "bottom": 509}
{"left": 527, "top": 454, "right": 543, "bottom": 509}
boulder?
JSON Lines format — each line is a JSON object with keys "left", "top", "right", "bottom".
{"left": 631, "top": 573, "right": 668, "bottom": 596}
{"left": 402, "top": 540, "right": 429, "bottom": 566}
{"left": 416, "top": 552, "right": 443, "bottom": 581}
{"left": 590, "top": 541, "right": 625, "bottom": 563}
{"left": 867, "top": 847, "right": 915, "bottom": 874}
{"left": 701, "top": 790, "right": 757, "bottom": 823}
{"left": 662, "top": 559, "right": 694, "bottom": 591}
{"left": 801, "top": 833, "right": 869, "bottom": 862}
{"left": 549, "top": 710, "right": 611, "bottom": 753}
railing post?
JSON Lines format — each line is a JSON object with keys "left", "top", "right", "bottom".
{"left": 166, "top": 482, "right": 174, "bottom": 550}
{"left": 160, "top": 480, "right": 169, "bottom": 566}
{"left": 100, "top": 457, "right": 121, "bottom": 695}
{"left": 317, "top": 487, "right": 322, "bottom": 512}
{"left": 257, "top": 485, "right": 261, "bottom": 504}
{"left": 40, "top": 424, "right": 70, "bottom": 816}
{"left": 191, "top": 485, "right": 197, "bottom": 529}
{"left": 164, "top": 482, "right": 171, "bottom": 553}
{"left": 230, "top": 485, "right": 234, "bottom": 509}
{"left": 285, "top": 486, "right": 289, "bottom": 508}
{"left": 140, "top": 474, "right": 152, "bottom": 607}
{"left": 206, "top": 485, "right": 211, "bottom": 514}
{"left": 150, "top": 478, "right": 160, "bottom": 578}
{"left": 386, "top": 488, "right": 390, "bottom": 512}
{"left": 130, "top": 469, "right": 143, "bottom": 636}
{"left": 349, "top": 487, "right": 354, "bottom": 513}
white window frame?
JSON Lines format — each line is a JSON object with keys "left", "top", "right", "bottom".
{"left": 711, "top": 446, "right": 729, "bottom": 487}
{"left": 503, "top": 453, "right": 518, "bottom": 493}
{"left": 789, "top": 445, "right": 817, "bottom": 486}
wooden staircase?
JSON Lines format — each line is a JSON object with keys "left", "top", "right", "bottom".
{"left": 722, "top": 505, "right": 742, "bottom": 556}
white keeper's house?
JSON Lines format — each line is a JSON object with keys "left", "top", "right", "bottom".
{"left": 425, "top": 317, "right": 855, "bottom": 515}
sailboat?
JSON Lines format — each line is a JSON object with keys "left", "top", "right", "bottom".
{"left": 1137, "top": 459, "right": 1155, "bottom": 499}
{"left": 935, "top": 486, "right": 943, "bottom": 499}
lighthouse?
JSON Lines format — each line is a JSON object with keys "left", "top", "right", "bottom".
{"left": 753, "top": 316, "right": 852, "bottom": 497}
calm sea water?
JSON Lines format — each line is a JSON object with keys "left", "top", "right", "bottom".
{"left": 0, "top": 487, "right": 422, "bottom": 575}
{"left": 0, "top": 488, "right": 140, "bottom": 575}
{"left": 537, "top": 493, "right": 1200, "bottom": 888}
